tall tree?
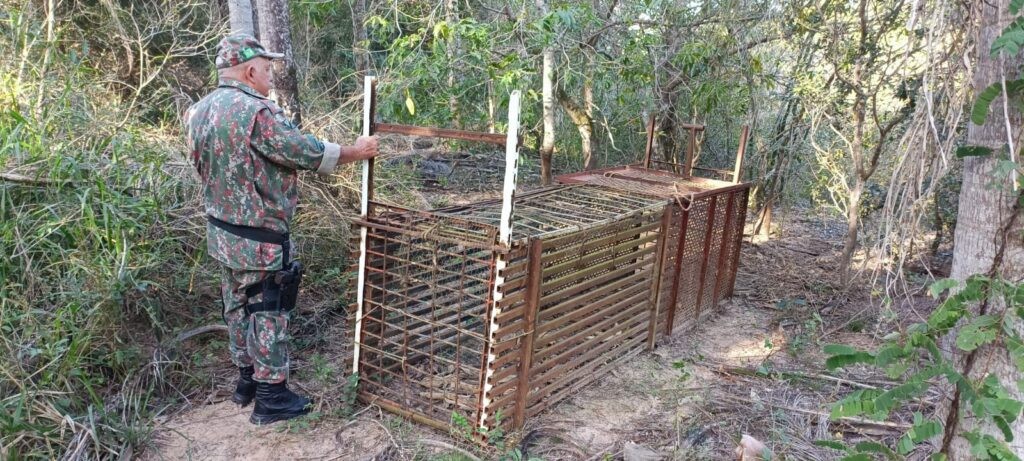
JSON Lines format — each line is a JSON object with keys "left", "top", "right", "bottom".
{"left": 256, "top": 0, "right": 302, "bottom": 126}
{"left": 808, "top": 0, "right": 914, "bottom": 285}
{"left": 939, "top": 0, "right": 1024, "bottom": 455}
{"left": 228, "top": 0, "right": 257, "bottom": 36}
{"left": 536, "top": 0, "right": 556, "bottom": 184}
{"left": 351, "top": 0, "right": 369, "bottom": 83}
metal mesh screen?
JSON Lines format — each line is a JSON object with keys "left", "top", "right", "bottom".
{"left": 555, "top": 167, "right": 751, "bottom": 339}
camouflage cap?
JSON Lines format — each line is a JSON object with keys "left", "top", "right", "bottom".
{"left": 215, "top": 33, "right": 284, "bottom": 69}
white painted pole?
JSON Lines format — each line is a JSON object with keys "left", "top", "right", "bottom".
{"left": 352, "top": 75, "right": 376, "bottom": 375}
{"left": 478, "top": 90, "right": 521, "bottom": 430}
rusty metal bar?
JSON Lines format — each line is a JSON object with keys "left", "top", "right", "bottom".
{"left": 732, "top": 125, "right": 749, "bottom": 184}
{"left": 375, "top": 122, "right": 509, "bottom": 146}
{"left": 693, "top": 195, "right": 718, "bottom": 320}
{"left": 647, "top": 204, "right": 672, "bottom": 349}
{"left": 726, "top": 189, "right": 749, "bottom": 297}
{"left": 643, "top": 114, "right": 656, "bottom": 169}
{"left": 712, "top": 191, "right": 736, "bottom": 308}
{"left": 512, "top": 239, "right": 543, "bottom": 428}
{"left": 665, "top": 207, "right": 690, "bottom": 337}
{"left": 683, "top": 127, "right": 697, "bottom": 177}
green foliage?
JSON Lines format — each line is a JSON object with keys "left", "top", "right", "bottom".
{"left": 823, "top": 276, "right": 1024, "bottom": 460}
{"left": 0, "top": 2, "right": 218, "bottom": 458}
{"left": 956, "top": 145, "right": 995, "bottom": 158}
{"left": 970, "top": 80, "right": 1024, "bottom": 125}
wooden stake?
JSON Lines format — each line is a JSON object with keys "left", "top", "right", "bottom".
{"left": 353, "top": 75, "right": 377, "bottom": 374}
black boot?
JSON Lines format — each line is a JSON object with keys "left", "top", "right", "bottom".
{"left": 250, "top": 380, "right": 311, "bottom": 425}
{"left": 232, "top": 366, "right": 257, "bottom": 406}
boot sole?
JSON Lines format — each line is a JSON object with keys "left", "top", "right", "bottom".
{"left": 232, "top": 393, "right": 254, "bottom": 407}
{"left": 249, "top": 408, "right": 310, "bottom": 425}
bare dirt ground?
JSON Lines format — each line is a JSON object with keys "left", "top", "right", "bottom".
{"left": 143, "top": 208, "right": 942, "bottom": 460}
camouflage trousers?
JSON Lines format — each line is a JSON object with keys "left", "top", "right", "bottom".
{"left": 220, "top": 266, "right": 291, "bottom": 383}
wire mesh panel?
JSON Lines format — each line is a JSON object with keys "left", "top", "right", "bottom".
{"left": 555, "top": 166, "right": 751, "bottom": 339}
{"left": 353, "top": 204, "right": 503, "bottom": 430}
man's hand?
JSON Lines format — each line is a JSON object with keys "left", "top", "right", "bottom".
{"left": 347, "top": 136, "right": 378, "bottom": 161}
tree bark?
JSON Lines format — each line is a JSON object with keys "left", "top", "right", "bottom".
{"left": 351, "top": 0, "right": 369, "bottom": 83}
{"left": 256, "top": 0, "right": 302, "bottom": 126}
{"left": 940, "top": 0, "right": 1024, "bottom": 456}
{"left": 228, "top": 0, "right": 256, "bottom": 36}
{"left": 537, "top": 0, "right": 555, "bottom": 185}
{"left": 557, "top": 85, "right": 595, "bottom": 170}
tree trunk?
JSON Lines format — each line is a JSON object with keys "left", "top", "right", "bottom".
{"left": 350, "top": 0, "right": 369, "bottom": 83}
{"left": 256, "top": 0, "right": 301, "bottom": 126}
{"left": 556, "top": 86, "right": 594, "bottom": 170}
{"left": 940, "top": 0, "right": 1024, "bottom": 456}
{"left": 840, "top": 177, "right": 863, "bottom": 285}
{"left": 487, "top": 79, "right": 496, "bottom": 133}
{"left": 446, "top": 0, "right": 459, "bottom": 127}
{"left": 537, "top": 0, "right": 555, "bottom": 185}
{"left": 228, "top": 0, "right": 256, "bottom": 36}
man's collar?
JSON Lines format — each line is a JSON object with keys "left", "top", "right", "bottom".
{"left": 218, "top": 78, "right": 267, "bottom": 99}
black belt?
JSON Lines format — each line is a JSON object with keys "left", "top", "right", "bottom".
{"left": 206, "top": 215, "right": 291, "bottom": 267}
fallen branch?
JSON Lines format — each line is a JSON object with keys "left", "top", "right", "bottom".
{"left": 714, "top": 364, "right": 881, "bottom": 390}
{"left": 171, "top": 324, "right": 228, "bottom": 345}
{"left": 1, "top": 172, "right": 55, "bottom": 186}
{"left": 724, "top": 395, "right": 911, "bottom": 432}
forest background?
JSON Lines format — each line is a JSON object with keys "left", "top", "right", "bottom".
{"left": 2, "top": 0, "right": 1021, "bottom": 459}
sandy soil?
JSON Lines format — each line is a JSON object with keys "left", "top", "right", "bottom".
{"left": 142, "top": 401, "right": 389, "bottom": 461}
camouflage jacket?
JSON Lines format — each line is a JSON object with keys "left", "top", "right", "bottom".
{"left": 186, "top": 78, "right": 340, "bottom": 270}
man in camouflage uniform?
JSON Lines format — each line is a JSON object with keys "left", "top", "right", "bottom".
{"left": 185, "top": 34, "right": 377, "bottom": 425}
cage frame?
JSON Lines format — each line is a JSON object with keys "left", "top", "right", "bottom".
{"left": 350, "top": 78, "right": 677, "bottom": 436}
{"left": 555, "top": 116, "right": 752, "bottom": 338}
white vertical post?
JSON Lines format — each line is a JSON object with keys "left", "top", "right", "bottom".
{"left": 352, "top": 75, "right": 376, "bottom": 374}
{"left": 478, "top": 90, "right": 521, "bottom": 430}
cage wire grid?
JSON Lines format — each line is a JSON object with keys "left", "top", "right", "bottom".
{"left": 351, "top": 184, "right": 674, "bottom": 433}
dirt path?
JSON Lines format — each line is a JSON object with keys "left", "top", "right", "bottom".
{"left": 145, "top": 215, "right": 930, "bottom": 460}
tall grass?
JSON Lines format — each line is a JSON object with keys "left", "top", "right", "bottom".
{"left": 0, "top": 2, "right": 218, "bottom": 458}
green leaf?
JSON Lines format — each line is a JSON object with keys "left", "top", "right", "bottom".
{"left": 404, "top": 89, "right": 416, "bottom": 116}
{"left": 973, "top": 82, "right": 1006, "bottom": 125}
{"left": 813, "top": 440, "right": 848, "bottom": 451}
{"left": 956, "top": 145, "right": 994, "bottom": 158}
{"left": 972, "top": 80, "right": 1024, "bottom": 125}
{"left": 824, "top": 344, "right": 858, "bottom": 355}
{"left": 929, "top": 278, "right": 960, "bottom": 297}
{"left": 899, "top": 419, "right": 943, "bottom": 454}
{"left": 831, "top": 389, "right": 883, "bottom": 419}
{"left": 839, "top": 455, "right": 872, "bottom": 461}
{"left": 1006, "top": 335, "right": 1024, "bottom": 369}
{"left": 955, "top": 315, "right": 999, "bottom": 352}
{"left": 1013, "top": 0, "right": 1024, "bottom": 14}
{"left": 853, "top": 441, "right": 898, "bottom": 459}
